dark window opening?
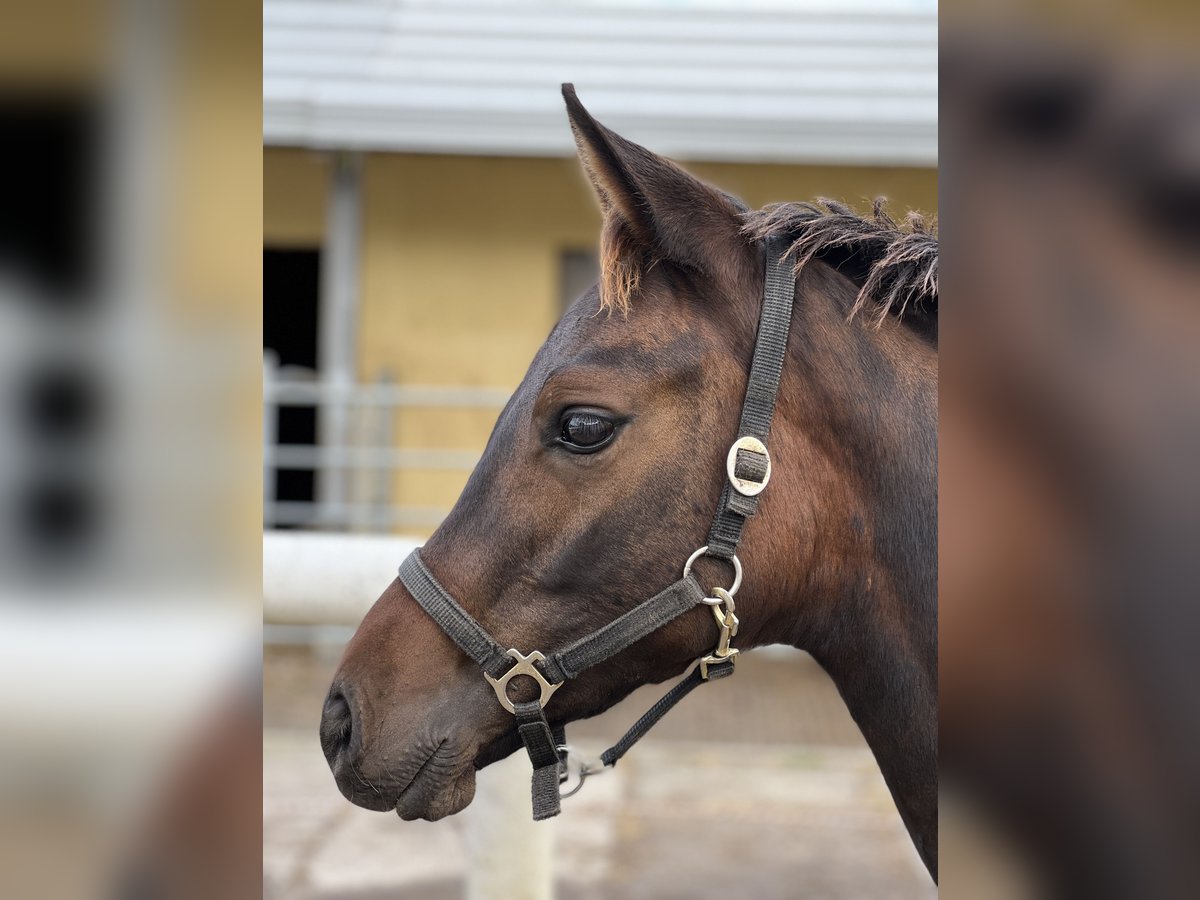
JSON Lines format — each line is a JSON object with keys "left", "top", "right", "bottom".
{"left": 264, "top": 248, "right": 320, "bottom": 526}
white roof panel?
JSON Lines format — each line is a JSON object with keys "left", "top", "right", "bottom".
{"left": 263, "top": 0, "right": 937, "bottom": 166}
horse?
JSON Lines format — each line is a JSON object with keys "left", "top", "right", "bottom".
{"left": 320, "top": 85, "right": 939, "bottom": 881}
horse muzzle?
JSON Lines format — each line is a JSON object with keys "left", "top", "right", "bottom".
{"left": 320, "top": 680, "right": 480, "bottom": 820}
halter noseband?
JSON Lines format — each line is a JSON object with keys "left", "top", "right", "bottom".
{"left": 396, "top": 238, "right": 796, "bottom": 819}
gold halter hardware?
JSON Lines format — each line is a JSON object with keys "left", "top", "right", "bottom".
{"left": 698, "top": 586, "right": 740, "bottom": 679}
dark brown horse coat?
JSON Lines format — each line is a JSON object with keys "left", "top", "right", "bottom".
{"left": 321, "top": 87, "right": 938, "bottom": 880}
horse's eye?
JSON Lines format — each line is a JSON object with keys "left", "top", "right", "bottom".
{"left": 559, "top": 410, "right": 616, "bottom": 452}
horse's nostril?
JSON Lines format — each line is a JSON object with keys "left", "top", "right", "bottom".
{"left": 320, "top": 688, "right": 354, "bottom": 766}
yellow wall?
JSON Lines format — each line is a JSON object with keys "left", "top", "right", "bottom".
{"left": 263, "top": 148, "right": 331, "bottom": 246}
{"left": 357, "top": 155, "right": 594, "bottom": 514}
{"left": 264, "top": 150, "right": 938, "bottom": 530}
{"left": 685, "top": 159, "right": 937, "bottom": 218}
{"left": 357, "top": 153, "right": 937, "bottom": 387}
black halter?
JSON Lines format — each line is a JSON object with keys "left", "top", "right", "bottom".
{"left": 397, "top": 238, "right": 796, "bottom": 819}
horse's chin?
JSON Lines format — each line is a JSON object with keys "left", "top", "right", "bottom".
{"left": 394, "top": 765, "right": 476, "bottom": 821}
{"left": 472, "top": 729, "right": 525, "bottom": 771}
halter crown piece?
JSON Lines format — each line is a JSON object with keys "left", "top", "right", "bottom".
{"left": 397, "top": 238, "right": 796, "bottom": 819}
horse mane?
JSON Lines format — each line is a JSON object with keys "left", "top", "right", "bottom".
{"left": 596, "top": 198, "right": 938, "bottom": 327}
{"left": 744, "top": 199, "right": 938, "bottom": 327}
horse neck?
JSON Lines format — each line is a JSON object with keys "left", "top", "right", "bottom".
{"left": 757, "top": 263, "right": 938, "bottom": 875}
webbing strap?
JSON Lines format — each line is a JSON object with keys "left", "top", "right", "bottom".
{"left": 398, "top": 551, "right": 710, "bottom": 688}
{"left": 542, "top": 576, "right": 706, "bottom": 682}
{"left": 599, "top": 657, "right": 735, "bottom": 768}
{"left": 706, "top": 237, "right": 796, "bottom": 559}
{"left": 398, "top": 552, "right": 512, "bottom": 679}
{"left": 514, "top": 701, "right": 567, "bottom": 820}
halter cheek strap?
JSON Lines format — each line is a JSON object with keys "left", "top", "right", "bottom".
{"left": 396, "top": 238, "right": 796, "bottom": 819}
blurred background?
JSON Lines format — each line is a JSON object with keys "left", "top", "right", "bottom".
{"left": 261, "top": 2, "right": 937, "bottom": 898}
{"left": 261, "top": 0, "right": 938, "bottom": 536}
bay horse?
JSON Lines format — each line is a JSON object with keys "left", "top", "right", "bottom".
{"left": 321, "top": 86, "right": 938, "bottom": 881}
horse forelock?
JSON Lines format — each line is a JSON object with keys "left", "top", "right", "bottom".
{"left": 597, "top": 215, "right": 645, "bottom": 316}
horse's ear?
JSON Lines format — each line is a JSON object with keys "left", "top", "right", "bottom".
{"left": 562, "top": 84, "right": 752, "bottom": 286}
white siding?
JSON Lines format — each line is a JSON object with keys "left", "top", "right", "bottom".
{"left": 263, "top": 0, "right": 937, "bottom": 166}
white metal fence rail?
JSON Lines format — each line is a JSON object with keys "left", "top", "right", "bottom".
{"left": 263, "top": 353, "right": 509, "bottom": 531}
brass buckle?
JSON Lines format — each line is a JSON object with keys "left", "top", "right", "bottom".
{"left": 699, "top": 651, "right": 738, "bottom": 680}
{"left": 484, "top": 649, "right": 562, "bottom": 713}
{"left": 727, "top": 435, "right": 771, "bottom": 496}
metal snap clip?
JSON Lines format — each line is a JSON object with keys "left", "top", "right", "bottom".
{"left": 556, "top": 745, "right": 606, "bottom": 799}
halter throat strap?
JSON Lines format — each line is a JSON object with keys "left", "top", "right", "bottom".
{"left": 396, "top": 237, "right": 796, "bottom": 819}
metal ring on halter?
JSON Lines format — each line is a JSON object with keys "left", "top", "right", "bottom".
{"left": 556, "top": 745, "right": 605, "bottom": 799}
{"left": 682, "top": 545, "right": 742, "bottom": 601}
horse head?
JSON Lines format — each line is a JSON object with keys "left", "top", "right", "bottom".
{"left": 319, "top": 86, "right": 938, "bottom": 879}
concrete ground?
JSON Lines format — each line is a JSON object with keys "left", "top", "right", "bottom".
{"left": 265, "top": 646, "right": 934, "bottom": 899}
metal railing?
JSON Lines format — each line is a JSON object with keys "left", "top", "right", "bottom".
{"left": 263, "top": 353, "right": 509, "bottom": 531}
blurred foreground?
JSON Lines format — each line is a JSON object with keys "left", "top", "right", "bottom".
{"left": 940, "top": 13, "right": 1200, "bottom": 900}
{"left": 0, "top": 1, "right": 259, "bottom": 898}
